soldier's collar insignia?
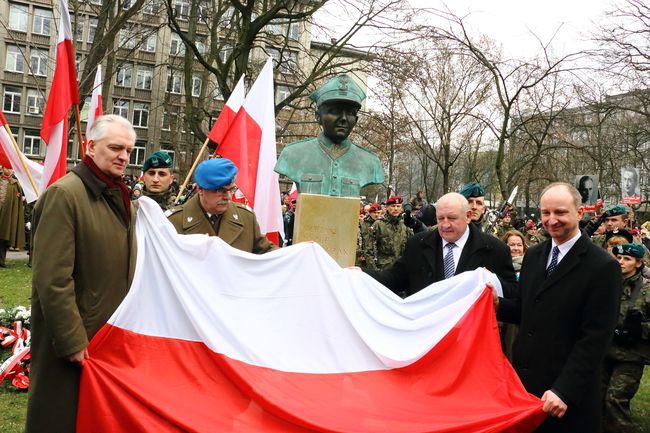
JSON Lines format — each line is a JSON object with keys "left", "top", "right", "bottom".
{"left": 187, "top": 216, "right": 193, "bottom": 222}
{"left": 233, "top": 214, "right": 239, "bottom": 220}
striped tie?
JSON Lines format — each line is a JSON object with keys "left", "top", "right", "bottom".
{"left": 546, "top": 246, "right": 560, "bottom": 276}
{"left": 443, "top": 243, "right": 456, "bottom": 279}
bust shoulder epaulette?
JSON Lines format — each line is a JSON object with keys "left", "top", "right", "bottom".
{"left": 234, "top": 202, "right": 253, "bottom": 213}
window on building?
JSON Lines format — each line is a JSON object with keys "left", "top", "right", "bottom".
{"left": 172, "top": 0, "right": 190, "bottom": 20}
{"left": 170, "top": 33, "right": 185, "bottom": 56}
{"left": 288, "top": 22, "right": 300, "bottom": 41}
{"left": 276, "top": 85, "right": 291, "bottom": 105}
{"left": 74, "top": 17, "right": 84, "bottom": 41}
{"left": 269, "top": 48, "right": 298, "bottom": 74}
{"left": 30, "top": 48, "right": 48, "bottom": 76}
{"left": 8, "top": 4, "right": 28, "bottom": 32}
{"left": 218, "top": 44, "right": 232, "bottom": 62}
{"left": 123, "top": 0, "right": 134, "bottom": 10}
{"left": 3, "top": 86, "right": 22, "bottom": 113}
{"left": 5, "top": 45, "right": 24, "bottom": 73}
{"left": 135, "top": 65, "right": 153, "bottom": 90}
{"left": 23, "top": 129, "right": 41, "bottom": 156}
{"left": 113, "top": 100, "right": 129, "bottom": 118}
{"left": 196, "top": 34, "right": 207, "bottom": 55}
{"left": 33, "top": 9, "right": 53, "bottom": 36}
{"left": 133, "top": 103, "right": 149, "bottom": 128}
{"left": 162, "top": 111, "right": 170, "bottom": 130}
{"left": 130, "top": 141, "right": 147, "bottom": 166}
{"left": 115, "top": 64, "right": 132, "bottom": 87}
{"left": 198, "top": 0, "right": 210, "bottom": 23}
{"left": 26, "top": 89, "right": 44, "bottom": 115}
{"left": 191, "top": 74, "right": 202, "bottom": 97}
{"left": 75, "top": 54, "right": 82, "bottom": 75}
{"left": 166, "top": 71, "right": 182, "bottom": 94}
{"left": 119, "top": 27, "right": 138, "bottom": 50}
{"left": 140, "top": 31, "right": 157, "bottom": 52}
{"left": 88, "top": 18, "right": 98, "bottom": 44}
{"left": 143, "top": 0, "right": 159, "bottom": 15}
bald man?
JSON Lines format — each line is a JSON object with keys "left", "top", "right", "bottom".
{"left": 365, "top": 192, "right": 516, "bottom": 298}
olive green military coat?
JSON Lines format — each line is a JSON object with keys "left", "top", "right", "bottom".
{"left": 0, "top": 177, "right": 25, "bottom": 248}
{"left": 167, "top": 194, "right": 276, "bottom": 254}
{"left": 26, "top": 164, "right": 137, "bottom": 433}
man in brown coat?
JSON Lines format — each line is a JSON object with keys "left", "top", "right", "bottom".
{"left": 0, "top": 165, "right": 24, "bottom": 267}
{"left": 26, "top": 115, "right": 137, "bottom": 433}
{"left": 167, "top": 158, "right": 276, "bottom": 254}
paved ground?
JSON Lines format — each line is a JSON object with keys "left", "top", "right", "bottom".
{"left": 7, "top": 250, "right": 29, "bottom": 261}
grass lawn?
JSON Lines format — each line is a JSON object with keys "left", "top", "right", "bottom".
{"left": 0, "top": 258, "right": 649, "bottom": 432}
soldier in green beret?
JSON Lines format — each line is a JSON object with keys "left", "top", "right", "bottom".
{"left": 274, "top": 74, "right": 384, "bottom": 197}
{"left": 603, "top": 243, "right": 650, "bottom": 433}
{"left": 141, "top": 150, "right": 175, "bottom": 211}
{"left": 458, "top": 182, "right": 489, "bottom": 232}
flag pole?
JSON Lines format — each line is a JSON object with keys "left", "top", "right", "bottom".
{"left": 74, "top": 104, "right": 85, "bottom": 159}
{"left": 3, "top": 124, "right": 39, "bottom": 197}
{"left": 174, "top": 137, "right": 210, "bottom": 204}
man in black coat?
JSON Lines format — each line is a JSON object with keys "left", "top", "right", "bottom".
{"left": 498, "top": 182, "right": 622, "bottom": 433}
{"left": 365, "top": 192, "right": 516, "bottom": 298}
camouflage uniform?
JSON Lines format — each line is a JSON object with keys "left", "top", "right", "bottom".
{"left": 494, "top": 222, "right": 514, "bottom": 239}
{"left": 602, "top": 271, "right": 650, "bottom": 433}
{"left": 368, "top": 213, "right": 412, "bottom": 271}
{"left": 142, "top": 189, "right": 176, "bottom": 211}
{"left": 356, "top": 214, "right": 376, "bottom": 268}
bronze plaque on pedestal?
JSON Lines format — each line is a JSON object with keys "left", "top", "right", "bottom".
{"left": 294, "top": 193, "right": 359, "bottom": 267}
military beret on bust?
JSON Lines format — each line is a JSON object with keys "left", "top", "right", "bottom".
{"left": 606, "top": 204, "right": 629, "bottom": 217}
{"left": 605, "top": 229, "right": 634, "bottom": 243}
{"left": 194, "top": 158, "right": 238, "bottom": 190}
{"left": 459, "top": 182, "right": 485, "bottom": 198}
{"left": 142, "top": 151, "right": 173, "bottom": 172}
{"left": 386, "top": 196, "right": 403, "bottom": 205}
{"left": 310, "top": 74, "right": 366, "bottom": 108}
{"left": 369, "top": 203, "right": 382, "bottom": 212}
{"left": 613, "top": 243, "right": 645, "bottom": 259}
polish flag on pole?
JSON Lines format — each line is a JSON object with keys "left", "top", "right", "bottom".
{"left": 39, "top": 0, "right": 79, "bottom": 192}
{"left": 83, "top": 65, "right": 103, "bottom": 153}
{"left": 217, "top": 58, "right": 284, "bottom": 244}
{"left": 0, "top": 112, "right": 43, "bottom": 203}
{"left": 77, "top": 198, "right": 546, "bottom": 433}
{"left": 207, "top": 75, "right": 246, "bottom": 147}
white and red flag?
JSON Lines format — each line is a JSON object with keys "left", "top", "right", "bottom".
{"left": 39, "top": 0, "right": 79, "bottom": 192}
{"left": 77, "top": 197, "right": 546, "bottom": 433}
{"left": 207, "top": 75, "right": 246, "bottom": 147}
{"left": 83, "top": 65, "right": 103, "bottom": 154}
{"left": 0, "top": 112, "right": 43, "bottom": 203}
{"left": 217, "top": 58, "right": 284, "bottom": 244}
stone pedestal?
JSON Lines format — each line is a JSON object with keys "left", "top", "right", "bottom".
{"left": 294, "top": 193, "right": 359, "bottom": 267}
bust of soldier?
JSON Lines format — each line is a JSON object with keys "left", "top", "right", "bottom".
{"left": 274, "top": 74, "right": 384, "bottom": 197}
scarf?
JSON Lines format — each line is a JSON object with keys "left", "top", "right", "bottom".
{"left": 83, "top": 155, "right": 131, "bottom": 224}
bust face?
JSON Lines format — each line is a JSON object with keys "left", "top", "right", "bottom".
{"left": 316, "top": 101, "right": 359, "bottom": 143}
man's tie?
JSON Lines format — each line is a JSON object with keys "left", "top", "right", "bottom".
{"left": 443, "top": 243, "right": 456, "bottom": 279}
{"left": 546, "top": 246, "right": 560, "bottom": 276}
{"left": 209, "top": 214, "right": 220, "bottom": 232}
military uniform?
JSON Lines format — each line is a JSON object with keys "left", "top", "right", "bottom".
{"left": 368, "top": 213, "right": 412, "bottom": 271}
{"left": 0, "top": 173, "right": 25, "bottom": 266}
{"left": 602, "top": 271, "right": 650, "bottom": 433}
{"left": 142, "top": 189, "right": 175, "bottom": 211}
{"left": 356, "top": 213, "right": 376, "bottom": 267}
{"left": 166, "top": 195, "right": 275, "bottom": 254}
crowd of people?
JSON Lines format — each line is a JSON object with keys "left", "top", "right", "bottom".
{"left": 0, "top": 113, "right": 648, "bottom": 433}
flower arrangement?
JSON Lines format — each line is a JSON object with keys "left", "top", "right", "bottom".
{"left": 0, "top": 306, "right": 31, "bottom": 390}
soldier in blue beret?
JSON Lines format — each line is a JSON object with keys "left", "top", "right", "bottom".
{"left": 604, "top": 242, "right": 650, "bottom": 433}
{"left": 458, "top": 182, "right": 487, "bottom": 231}
{"left": 166, "top": 158, "right": 276, "bottom": 254}
{"left": 274, "top": 74, "right": 384, "bottom": 197}
{"left": 141, "top": 150, "right": 175, "bottom": 210}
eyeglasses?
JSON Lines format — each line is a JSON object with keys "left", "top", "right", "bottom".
{"left": 215, "top": 185, "right": 237, "bottom": 194}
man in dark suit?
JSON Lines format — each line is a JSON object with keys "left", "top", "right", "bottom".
{"left": 498, "top": 182, "right": 622, "bottom": 433}
{"left": 365, "top": 192, "right": 516, "bottom": 298}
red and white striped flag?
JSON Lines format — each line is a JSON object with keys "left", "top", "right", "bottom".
{"left": 83, "top": 65, "right": 103, "bottom": 154}
{"left": 0, "top": 112, "right": 43, "bottom": 203}
{"left": 217, "top": 58, "right": 284, "bottom": 244}
{"left": 77, "top": 198, "right": 546, "bottom": 432}
{"left": 207, "top": 75, "right": 245, "bottom": 147}
{"left": 39, "top": 0, "right": 79, "bottom": 192}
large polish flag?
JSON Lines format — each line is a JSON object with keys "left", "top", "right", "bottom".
{"left": 39, "top": 0, "right": 78, "bottom": 192}
{"left": 83, "top": 65, "right": 103, "bottom": 153}
{"left": 207, "top": 75, "right": 246, "bottom": 147}
{"left": 0, "top": 113, "right": 43, "bottom": 203}
{"left": 217, "top": 58, "right": 284, "bottom": 244}
{"left": 77, "top": 197, "right": 546, "bottom": 433}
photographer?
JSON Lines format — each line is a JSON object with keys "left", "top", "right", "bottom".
{"left": 603, "top": 243, "right": 650, "bottom": 433}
